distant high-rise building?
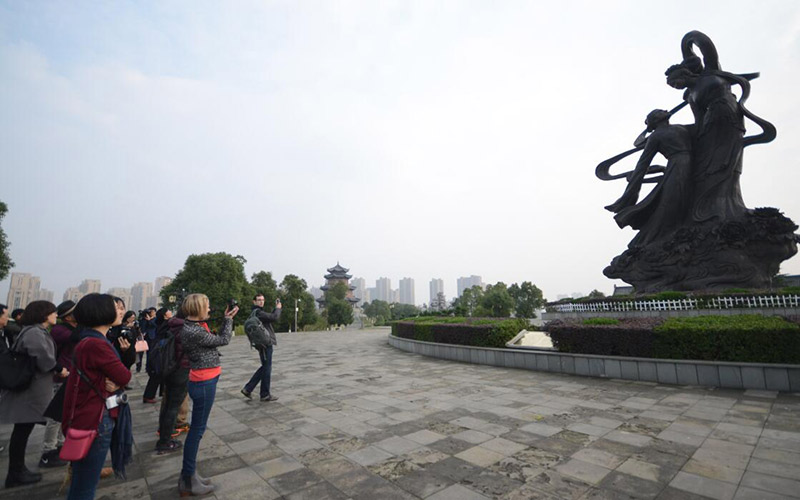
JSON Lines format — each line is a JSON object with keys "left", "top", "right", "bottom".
{"left": 365, "top": 287, "right": 376, "bottom": 303}
{"left": 457, "top": 275, "right": 484, "bottom": 297}
{"left": 375, "top": 278, "right": 392, "bottom": 302}
{"left": 399, "top": 278, "right": 415, "bottom": 305}
{"left": 62, "top": 279, "right": 101, "bottom": 303}
{"left": 6, "top": 273, "right": 42, "bottom": 310}
{"left": 154, "top": 276, "right": 172, "bottom": 296}
{"left": 429, "top": 278, "right": 444, "bottom": 304}
{"left": 392, "top": 289, "right": 400, "bottom": 304}
{"left": 63, "top": 287, "right": 83, "bottom": 303}
{"left": 107, "top": 287, "right": 133, "bottom": 309}
{"left": 351, "top": 278, "right": 366, "bottom": 306}
{"left": 131, "top": 282, "right": 154, "bottom": 311}
{"left": 35, "top": 289, "right": 54, "bottom": 303}
{"left": 79, "top": 279, "right": 101, "bottom": 295}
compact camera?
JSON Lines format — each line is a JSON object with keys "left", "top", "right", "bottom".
{"left": 227, "top": 298, "right": 239, "bottom": 309}
{"left": 105, "top": 392, "right": 129, "bottom": 410}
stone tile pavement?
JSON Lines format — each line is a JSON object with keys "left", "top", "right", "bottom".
{"left": 1, "top": 327, "right": 799, "bottom": 499}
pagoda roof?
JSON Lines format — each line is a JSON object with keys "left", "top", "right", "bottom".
{"left": 324, "top": 272, "right": 352, "bottom": 280}
{"left": 320, "top": 284, "right": 356, "bottom": 291}
{"left": 326, "top": 262, "right": 350, "bottom": 274}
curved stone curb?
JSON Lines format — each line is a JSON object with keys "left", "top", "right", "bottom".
{"left": 388, "top": 334, "right": 800, "bottom": 392}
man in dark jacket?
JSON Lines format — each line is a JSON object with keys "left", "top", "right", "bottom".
{"left": 2, "top": 308, "right": 22, "bottom": 348}
{"left": 241, "top": 295, "right": 281, "bottom": 402}
{"left": 39, "top": 301, "right": 80, "bottom": 468}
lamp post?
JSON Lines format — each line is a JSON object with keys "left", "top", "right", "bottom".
{"left": 294, "top": 298, "right": 300, "bottom": 333}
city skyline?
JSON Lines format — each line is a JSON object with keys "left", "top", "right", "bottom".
{"left": 2, "top": 2, "right": 799, "bottom": 307}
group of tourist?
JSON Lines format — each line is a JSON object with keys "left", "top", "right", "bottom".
{"left": 0, "top": 291, "right": 282, "bottom": 498}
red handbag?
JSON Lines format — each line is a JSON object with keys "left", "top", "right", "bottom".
{"left": 60, "top": 344, "right": 106, "bottom": 462}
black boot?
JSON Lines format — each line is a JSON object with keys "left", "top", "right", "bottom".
{"left": 5, "top": 468, "right": 42, "bottom": 488}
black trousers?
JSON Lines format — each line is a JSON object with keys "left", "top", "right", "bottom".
{"left": 143, "top": 373, "right": 163, "bottom": 400}
{"left": 157, "top": 367, "right": 189, "bottom": 444}
{"left": 8, "top": 422, "right": 35, "bottom": 474}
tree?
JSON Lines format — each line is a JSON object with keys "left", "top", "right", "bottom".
{"left": 363, "top": 300, "right": 391, "bottom": 323}
{"left": 250, "top": 271, "right": 278, "bottom": 305}
{"left": 0, "top": 201, "right": 13, "bottom": 281}
{"left": 160, "top": 253, "right": 251, "bottom": 325}
{"left": 322, "top": 281, "right": 354, "bottom": 328}
{"left": 478, "top": 282, "right": 514, "bottom": 317}
{"left": 587, "top": 289, "right": 606, "bottom": 299}
{"left": 277, "top": 274, "right": 310, "bottom": 332}
{"left": 508, "top": 281, "right": 545, "bottom": 318}
{"left": 326, "top": 299, "right": 354, "bottom": 327}
{"left": 298, "top": 291, "right": 318, "bottom": 330}
{"left": 391, "top": 303, "right": 420, "bottom": 320}
{"left": 453, "top": 285, "right": 483, "bottom": 316}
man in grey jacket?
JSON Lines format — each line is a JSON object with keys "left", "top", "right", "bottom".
{"left": 241, "top": 294, "right": 281, "bottom": 402}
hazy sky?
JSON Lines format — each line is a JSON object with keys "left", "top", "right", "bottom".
{"left": 2, "top": 1, "right": 800, "bottom": 305}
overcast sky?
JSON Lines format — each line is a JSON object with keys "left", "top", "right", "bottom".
{"left": 2, "top": 1, "right": 799, "bottom": 305}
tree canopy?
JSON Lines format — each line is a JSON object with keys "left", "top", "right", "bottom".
{"left": 0, "top": 201, "right": 13, "bottom": 281}
{"left": 509, "top": 281, "right": 545, "bottom": 318}
{"left": 160, "top": 252, "right": 252, "bottom": 323}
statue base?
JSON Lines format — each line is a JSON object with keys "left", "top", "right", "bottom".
{"left": 605, "top": 208, "right": 799, "bottom": 293}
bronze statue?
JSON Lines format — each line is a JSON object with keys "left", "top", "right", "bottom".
{"left": 598, "top": 31, "right": 797, "bottom": 292}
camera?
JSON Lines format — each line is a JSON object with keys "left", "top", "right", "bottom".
{"left": 119, "top": 326, "right": 135, "bottom": 343}
{"left": 105, "top": 392, "right": 129, "bottom": 410}
{"left": 227, "top": 298, "right": 238, "bottom": 309}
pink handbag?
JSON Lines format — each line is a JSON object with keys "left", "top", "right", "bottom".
{"left": 60, "top": 427, "right": 98, "bottom": 461}
{"left": 134, "top": 335, "right": 149, "bottom": 352}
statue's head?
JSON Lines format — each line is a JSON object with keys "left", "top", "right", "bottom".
{"left": 665, "top": 64, "right": 695, "bottom": 89}
{"left": 645, "top": 109, "right": 670, "bottom": 131}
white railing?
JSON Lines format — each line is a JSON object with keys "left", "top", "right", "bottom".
{"left": 548, "top": 295, "right": 800, "bottom": 313}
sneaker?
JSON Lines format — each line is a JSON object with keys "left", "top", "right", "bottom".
{"left": 143, "top": 398, "right": 157, "bottom": 404}
{"left": 260, "top": 395, "right": 279, "bottom": 402}
{"left": 240, "top": 388, "right": 252, "bottom": 400}
{"left": 155, "top": 440, "right": 183, "bottom": 454}
{"left": 38, "top": 450, "right": 68, "bottom": 468}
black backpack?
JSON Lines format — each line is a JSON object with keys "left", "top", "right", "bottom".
{"left": 148, "top": 331, "right": 178, "bottom": 378}
{"left": 0, "top": 327, "right": 38, "bottom": 391}
{"left": 244, "top": 309, "right": 271, "bottom": 349}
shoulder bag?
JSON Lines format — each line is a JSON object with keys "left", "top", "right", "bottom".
{"left": 0, "top": 327, "right": 37, "bottom": 391}
{"left": 60, "top": 343, "right": 106, "bottom": 462}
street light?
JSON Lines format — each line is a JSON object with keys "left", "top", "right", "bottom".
{"left": 294, "top": 298, "right": 300, "bottom": 333}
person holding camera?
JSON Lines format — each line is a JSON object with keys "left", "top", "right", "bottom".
{"left": 107, "top": 310, "right": 138, "bottom": 370}
{"left": 61, "top": 294, "right": 132, "bottom": 500}
{"left": 178, "top": 294, "right": 238, "bottom": 496}
{"left": 241, "top": 294, "right": 281, "bottom": 402}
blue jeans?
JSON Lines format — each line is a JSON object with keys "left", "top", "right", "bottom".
{"left": 66, "top": 410, "right": 113, "bottom": 500}
{"left": 181, "top": 375, "right": 218, "bottom": 478}
{"left": 244, "top": 346, "right": 273, "bottom": 398}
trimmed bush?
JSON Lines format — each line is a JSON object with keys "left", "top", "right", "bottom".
{"left": 392, "top": 317, "right": 528, "bottom": 348}
{"left": 653, "top": 315, "right": 800, "bottom": 363}
{"left": 582, "top": 318, "right": 620, "bottom": 326}
{"left": 546, "top": 315, "right": 800, "bottom": 363}
{"left": 547, "top": 318, "right": 661, "bottom": 357}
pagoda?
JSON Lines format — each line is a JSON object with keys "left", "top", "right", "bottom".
{"left": 317, "top": 262, "right": 360, "bottom": 308}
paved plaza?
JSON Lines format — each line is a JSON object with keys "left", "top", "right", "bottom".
{"left": 1, "top": 327, "right": 800, "bottom": 499}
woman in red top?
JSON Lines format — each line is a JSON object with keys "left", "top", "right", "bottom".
{"left": 62, "top": 294, "right": 131, "bottom": 500}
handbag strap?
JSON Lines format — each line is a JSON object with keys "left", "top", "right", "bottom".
{"left": 66, "top": 339, "right": 106, "bottom": 429}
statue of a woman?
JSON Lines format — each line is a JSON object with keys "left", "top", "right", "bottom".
{"left": 605, "top": 110, "right": 693, "bottom": 247}
{"left": 665, "top": 31, "right": 775, "bottom": 225}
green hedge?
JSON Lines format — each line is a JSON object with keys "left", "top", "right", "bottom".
{"left": 546, "top": 315, "right": 800, "bottom": 363}
{"left": 391, "top": 317, "right": 529, "bottom": 348}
